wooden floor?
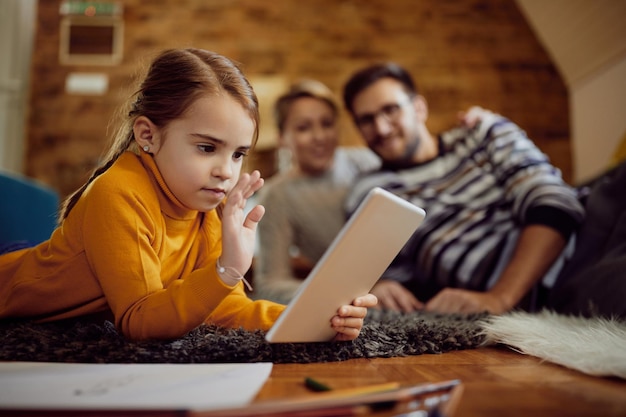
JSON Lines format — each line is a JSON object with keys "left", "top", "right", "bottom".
{"left": 253, "top": 345, "right": 626, "bottom": 417}
{"left": 3, "top": 345, "right": 626, "bottom": 416}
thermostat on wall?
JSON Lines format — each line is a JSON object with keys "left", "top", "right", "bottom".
{"left": 65, "top": 73, "right": 109, "bottom": 95}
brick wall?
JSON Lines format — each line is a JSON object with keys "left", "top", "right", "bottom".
{"left": 27, "top": 0, "right": 571, "bottom": 198}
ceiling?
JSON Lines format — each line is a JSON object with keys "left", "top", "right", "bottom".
{"left": 515, "top": 0, "right": 626, "bottom": 88}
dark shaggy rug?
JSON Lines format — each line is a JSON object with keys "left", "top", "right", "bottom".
{"left": 0, "top": 310, "right": 487, "bottom": 364}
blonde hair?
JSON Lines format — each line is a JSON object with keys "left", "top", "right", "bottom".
{"left": 273, "top": 79, "right": 338, "bottom": 134}
{"left": 59, "top": 48, "right": 259, "bottom": 223}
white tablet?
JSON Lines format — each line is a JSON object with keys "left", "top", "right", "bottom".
{"left": 265, "top": 187, "right": 426, "bottom": 343}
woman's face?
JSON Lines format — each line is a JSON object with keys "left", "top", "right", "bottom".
{"left": 280, "top": 96, "right": 339, "bottom": 176}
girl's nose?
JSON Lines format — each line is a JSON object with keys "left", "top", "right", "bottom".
{"left": 212, "top": 157, "right": 233, "bottom": 180}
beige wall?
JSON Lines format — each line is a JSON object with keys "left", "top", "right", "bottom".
{"left": 0, "top": 0, "right": 36, "bottom": 174}
{"left": 572, "top": 56, "right": 626, "bottom": 182}
{"left": 26, "top": 0, "right": 571, "bottom": 197}
{"left": 516, "top": 0, "right": 626, "bottom": 183}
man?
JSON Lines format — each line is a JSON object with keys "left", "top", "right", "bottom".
{"left": 342, "top": 62, "right": 585, "bottom": 315}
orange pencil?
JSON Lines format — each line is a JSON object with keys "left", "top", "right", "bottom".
{"left": 301, "top": 381, "right": 401, "bottom": 401}
{"left": 190, "top": 379, "right": 461, "bottom": 417}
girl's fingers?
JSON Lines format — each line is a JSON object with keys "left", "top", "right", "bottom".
{"left": 337, "top": 305, "right": 367, "bottom": 319}
{"left": 330, "top": 294, "right": 378, "bottom": 341}
{"left": 224, "top": 171, "right": 264, "bottom": 211}
{"left": 332, "top": 316, "right": 363, "bottom": 329}
{"left": 231, "top": 171, "right": 264, "bottom": 202}
{"left": 244, "top": 204, "right": 265, "bottom": 229}
{"left": 333, "top": 327, "right": 360, "bottom": 342}
{"left": 244, "top": 176, "right": 264, "bottom": 199}
{"left": 331, "top": 316, "right": 363, "bottom": 342}
{"left": 353, "top": 293, "right": 378, "bottom": 308}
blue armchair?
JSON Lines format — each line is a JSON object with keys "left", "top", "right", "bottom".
{"left": 0, "top": 171, "right": 59, "bottom": 247}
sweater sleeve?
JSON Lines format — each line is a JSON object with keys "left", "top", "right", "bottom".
{"left": 525, "top": 205, "right": 579, "bottom": 240}
{"left": 477, "top": 114, "right": 585, "bottom": 230}
{"left": 254, "top": 181, "right": 306, "bottom": 303}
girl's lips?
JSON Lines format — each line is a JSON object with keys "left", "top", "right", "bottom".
{"left": 203, "top": 188, "right": 226, "bottom": 199}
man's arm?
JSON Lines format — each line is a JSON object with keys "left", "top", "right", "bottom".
{"left": 425, "top": 224, "right": 566, "bottom": 314}
{"left": 421, "top": 112, "right": 583, "bottom": 315}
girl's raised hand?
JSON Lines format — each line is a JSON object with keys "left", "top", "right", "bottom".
{"left": 330, "top": 293, "right": 378, "bottom": 341}
{"left": 219, "top": 170, "right": 265, "bottom": 277}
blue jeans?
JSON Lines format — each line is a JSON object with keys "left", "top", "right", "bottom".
{"left": 0, "top": 241, "right": 35, "bottom": 255}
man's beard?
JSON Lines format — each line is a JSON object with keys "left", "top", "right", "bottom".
{"left": 376, "top": 134, "right": 421, "bottom": 171}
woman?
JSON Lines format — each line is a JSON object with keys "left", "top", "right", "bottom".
{"left": 254, "top": 80, "right": 380, "bottom": 304}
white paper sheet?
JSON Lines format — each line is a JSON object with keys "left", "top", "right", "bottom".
{"left": 0, "top": 361, "right": 272, "bottom": 411}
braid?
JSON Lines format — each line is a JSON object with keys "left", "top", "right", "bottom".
{"left": 57, "top": 132, "right": 134, "bottom": 224}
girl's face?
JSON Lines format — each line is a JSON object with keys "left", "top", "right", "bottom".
{"left": 147, "top": 94, "right": 255, "bottom": 212}
{"left": 280, "top": 96, "right": 339, "bottom": 176}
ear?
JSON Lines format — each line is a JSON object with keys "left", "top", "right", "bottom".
{"left": 133, "top": 116, "right": 161, "bottom": 154}
{"left": 411, "top": 95, "right": 429, "bottom": 123}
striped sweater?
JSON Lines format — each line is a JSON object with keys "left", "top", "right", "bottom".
{"left": 344, "top": 112, "right": 585, "bottom": 299}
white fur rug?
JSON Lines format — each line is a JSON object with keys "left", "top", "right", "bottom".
{"left": 481, "top": 310, "right": 626, "bottom": 379}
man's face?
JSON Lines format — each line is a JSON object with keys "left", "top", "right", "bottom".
{"left": 350, "top": 78, "right": 425, "bottom": 164}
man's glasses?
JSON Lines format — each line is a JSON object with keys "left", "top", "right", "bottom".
{"left": 354, "top": 100, "right": 411, "bottom": 134}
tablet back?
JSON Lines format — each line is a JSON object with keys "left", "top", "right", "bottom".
{"left": 265, "top": 187, "right": 426, "bottom": 343}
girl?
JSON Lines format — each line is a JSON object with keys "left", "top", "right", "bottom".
{"left": 0, "top": 48, "right": 376, "bottom": 341}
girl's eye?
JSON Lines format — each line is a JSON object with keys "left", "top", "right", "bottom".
{"left": 198, "top": 144, "right": 216, "bottom": 153}
{"left": 233, "top": 150, "right": 248, "bottom": 161}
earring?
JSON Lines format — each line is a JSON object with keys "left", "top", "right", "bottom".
{"left": 143, "top": 145, "right": 150, "bottom": 152}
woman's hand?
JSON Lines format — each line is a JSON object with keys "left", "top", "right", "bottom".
{"left": 331, "top": 293, "right": 378, "bottom": 341}
{"left": 219, "top": 170, "right": 265, "bottom": 277}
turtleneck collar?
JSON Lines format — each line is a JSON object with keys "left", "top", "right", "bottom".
{"left": 137, "top": 151, "right": 199, "bottom": 220}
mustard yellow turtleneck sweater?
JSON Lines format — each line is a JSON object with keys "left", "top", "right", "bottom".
{"left": 0, "top": 151, "right": 285, "bottom": 340}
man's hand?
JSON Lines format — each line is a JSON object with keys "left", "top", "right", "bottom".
{"left": 370, "top": 280, "right": 423, "bottom": 312}
{"left": 425, "top": 288, "right": 509, "bottom": 314}
{"left": 457, "top": 106, "right": 490, "bottom": 129}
